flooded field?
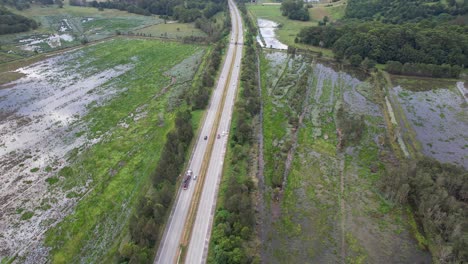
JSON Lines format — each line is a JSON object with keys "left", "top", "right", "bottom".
{"left": 0, "top": 6, "right": 162, "bottom": 63}
{"left": 0, "top": 39, "right": 204, "bottom": 262}
{"left": 260, "top": 51, "right": 430, "bottom": 263}
{"left": 391, "top": 83, "right": 468, "bottom": 168}
{"left": 257, "top": 19, "right": 288, "bottom": 50}
{"left": 0, "top": 48, "right": 132, "bottom": 257}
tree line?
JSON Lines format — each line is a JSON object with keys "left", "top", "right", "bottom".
{"left": 346, "top": 0, "right": 467, "bottom": 24}
{"left": 119, "top": 111, "right": 194, "bottom": 263}
{"left": 72, "top": 0, "right": 226, "bottom": 23}
{"left": 1, "top": 0, "right": 61, "bottom": 10}
{"left": 386, "top": 61, "right": 462, "bottom": 78}
{"left": 297, "top": 21, "right": 468, "bottom": 76}
{"left": 209, "top": 1, "right": 260, "bottom": 263}
{"left": 380, "top": 157, "right": 468, "bottom": 263}
{"left": 0, "top": 6, "right": 38, "bottom": 35}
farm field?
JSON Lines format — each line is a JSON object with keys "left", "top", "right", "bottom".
{"left": 0, "top": 4, "right": 163, "bottom": 63}
{"left": 0, "top": 39, "right": 205, "bottom": 263}
{"left": 259, "top": 51, "right": 432, "bottom": 263}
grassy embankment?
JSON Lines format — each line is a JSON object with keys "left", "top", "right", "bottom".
{"left": 42, "top": 39, "right": 205, "bottom": 263}
{"left": 260, "top": 52, "right": 431, "bottom": 263}
{"left": 246, "top": 2, "right": 345, "bottom": 57}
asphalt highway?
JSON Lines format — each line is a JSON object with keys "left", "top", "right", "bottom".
{"left": 154, "top": 0, "right": 243, "bottom": 263}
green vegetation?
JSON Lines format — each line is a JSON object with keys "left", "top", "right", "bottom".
{"left": 0, "top": 4, "right": 163, "bottom": 64}
{"left": 209, "top": 2, "right": 259, "bottom": 263}
{"left": 20, "top": 211, "right": 34, "bottom": 221}
{"left": 381, "top": 158, "right": 468, "bottom": 262}
{"left": 386, "top": 61, "right": 461, "bottom": 78}
{"left": 260, "top": 46, "right": 430, "bottom": 262}
{"left": 296, "top": 0, "right": 468, "bottom": 75}
{"left": 247, "top": 4, "right": 316, "bottom": 46}
{"left": 135, "top": 22, "right": 206, "bottom": 39}
{"left": 29, "top": 167, "right": 39, "bottom": 173}
{"left": 0, "top": 6, "right": 38, "bottom": 34}
{"left": 43, "top": 39, "right": 205, "bottom": 263}
{"left": 122, "top": 111, "right": 194, "bottom": 263}
{"left": 298, "top": 22, "right": 467, "bottom": 69}
{"left": 45, "top": 177, "right": 59, "bottom": 185}
{"left": 80, "top": 0, "right": 225, "bottom": 23}
{"left": 280, "top": 0, "right": 310, "bottom": 21}
{"left": 345, "top": 0, "right": 467, "bottom": 23}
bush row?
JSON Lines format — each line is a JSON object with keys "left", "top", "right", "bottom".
{"left": 209, "top": 1, "right": 260, "bottom": 263}
{"left": 385, "top": 61, "right": 462, "bottom": 78}
{"left": 119, "top": 111, "right": 194, "bottom": 263}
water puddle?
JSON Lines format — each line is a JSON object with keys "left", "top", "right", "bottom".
{"left": 392, "top": 85, "right": 467, "bottom": 168}
{"left": 18, "top": 34, "right": 74, "bottom": 52}
{"left": 257, "top": 19, "right": 288, "bottom": 50}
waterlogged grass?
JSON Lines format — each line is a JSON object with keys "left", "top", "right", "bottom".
{"left": 44, "top": 39, "right": 204, "bottom": 263}
{"left": 0, "top": 4, "right": 162, "bottom": 63}
{"left": 261, "top": 52, "right": 429, "bottom": 263}
{"left": 390, "top": 75, "right": 457, "bottom": 92}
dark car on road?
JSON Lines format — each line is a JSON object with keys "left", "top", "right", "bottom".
{"left": 183, "top": 169, "right": 193, "bottom": 190}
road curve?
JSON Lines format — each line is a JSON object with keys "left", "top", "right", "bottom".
{"left": 154, "top": 0, "right": 243, "bottom": 263}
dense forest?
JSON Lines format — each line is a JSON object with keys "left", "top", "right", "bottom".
{"left": 296, "top": 0, "right": 468, "bottom": 77}
{"left": 0, "top": 6, "right": 38, "bottom": 35}
{"left": 381, "top": 158, "right": 468, "bottom": 263}
{"left": 346, "top": 0, "right": 468, "bottom": 23}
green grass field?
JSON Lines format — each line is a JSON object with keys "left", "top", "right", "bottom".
{"left": 42, "top": 39, "right": 205, "bottom": 263}
{"left": 135, "top": 22, "right": 207, "bottom": 38}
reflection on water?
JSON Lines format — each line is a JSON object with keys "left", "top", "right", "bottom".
{"left": 257, "top": 18, "right": 288, "bottom": 50}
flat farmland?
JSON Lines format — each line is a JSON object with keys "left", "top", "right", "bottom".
{"left": 0, "top": 39, "right": 205, "bottom": 263}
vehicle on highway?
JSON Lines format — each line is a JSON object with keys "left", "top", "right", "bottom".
{"left": 183, "top": 175, "right": 191, "bottom": 190}
{"left": 193, "top": 175, "right": 198, "bottom": 181}
{"left": 217, "top": 134, "right": 220, "bottom": 139}
{"left": 183, "top": 170, "right": 193, "bottom": 190}
{"left": 204, "top": 136, "right": 208, "bottom": 140}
